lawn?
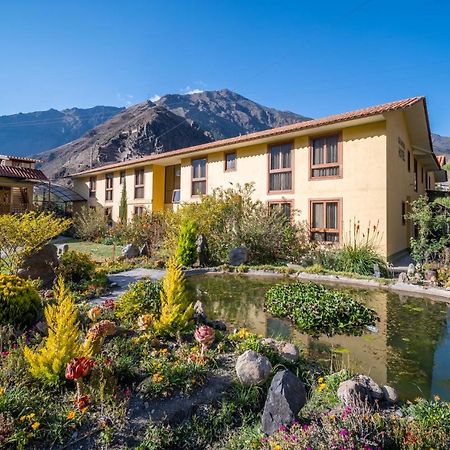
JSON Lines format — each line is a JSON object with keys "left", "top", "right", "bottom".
{"left": 63, "top": 238, "right": 123, "bottom": 262}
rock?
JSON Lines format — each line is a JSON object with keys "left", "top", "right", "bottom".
{"left": 398, "top": 272, "right": 408, "bottom": 283}
{"left": 337, "top": 380, "right": 369, "bottom": 406}
{"left": 407, "top": 263, "right": 415, "bottom": 278}
{"left": 381, "top": 385, "right": 398, "bottom": 403}
{"left": 229, "top": 246, "right": 248, "bottom": 266}
{"left": 235, "top": 350, "right": 272, "bottom": 385}
{"left": 122, "top": 243, "right": 140, "bottom": 259}
{"left": 424, "top": 269, "right": 437, "bottom": 283}
{"left": 261, "top": 369, "right": 306, "bottom": 435}
{"left": 139, "top": 244, "right": 149, "bottom": 256}
{"left": 18, "top": 243, "right": 59, "bottom": 287}
{"left": 55, "top": 243, "right": 69, "bottom": 257}
{"left": 353, "top": 374, "right": 384, "bottom": 399}
{"left": 193, "top": 300, "right": 227, "bottom": 331}
{"left": 280, "top": 343, "right": 300, "bottom": 362}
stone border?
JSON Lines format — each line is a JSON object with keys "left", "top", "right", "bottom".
{"left": 184, "top": 268, "right": 450, "bottom": 303}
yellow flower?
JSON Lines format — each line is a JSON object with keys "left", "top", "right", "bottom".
{"left": 317, "top": 383, "right": 326, "bottom": 392}
{"left": 318, "top": 377, "right": 325, "bottom": 384}
{"left": 27, "top": 413, "right": 35, "bottom": 420}
{"left": 20, "top": 415, "right": 27, "bottom": 422}
{"left": 159, "top": 348, "right": 168, "bottom": 354}
{"left": 67, "top": 410, "right": 76, "bottom": 420}
{"left": 31, "top": 422, "right": 40, "bottom": 430}
{"left": 0, "top": 387, "right": 5, "bottom": 396}
{"left": 152, "top": 373, "right": 164, "bottom": 383}
{"left": 273, "top": 444, "right": 282, "bottom": 450}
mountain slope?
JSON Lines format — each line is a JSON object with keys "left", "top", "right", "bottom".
{"left": 432, "top": 133, "right": 450, "bottom": 158}
{"left": 37, "top": 101, "right": 212, "bottom": 180}
{"left": 37, "top": 90, "right": 309, "bottom": 181}
{"left": 0, "top": 106, "right": 124, "bottom": 156}
{"left": 156, "top": 89, "right": 309, "bottom": 140}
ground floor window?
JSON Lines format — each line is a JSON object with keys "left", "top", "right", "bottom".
{"left": 310, "top": 199, "right": 340, "bottom": 242}
{"left": 134, "top": 205, "right": 145, "bottom": 216}
{"left": 269, "top": 201, "right": 292, "bottom": 220}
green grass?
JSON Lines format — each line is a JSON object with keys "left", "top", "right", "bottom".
{"left": 63, "top": 238, "right": 123, "bottom": 262}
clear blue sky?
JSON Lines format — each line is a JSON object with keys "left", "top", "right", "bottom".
{"left": 1, "top": 0, "right": 450, "bottom": 134}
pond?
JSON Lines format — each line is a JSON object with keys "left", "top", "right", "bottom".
{"left": 187, "top": 274, "right": 450, "bottom": 402}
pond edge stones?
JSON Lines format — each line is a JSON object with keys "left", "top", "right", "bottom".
{"left": 261, "top": 369, "right": 307, "bottom": 435}
{"left": 235, "top": 350, "right": 272, "bottom": 385}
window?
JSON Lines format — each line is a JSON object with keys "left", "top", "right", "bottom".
{"left": 269, "top": 143, "right": 292, "bottom": 191}
{"left": 120, "top": 170, "right": 126, "bottom": 184}
{"left": 89, "top": 176, "right": 96, "bottom": 198}
{"left": 134, "top": 206, "right": 145, "bottom": 216}
{"left": 224, "top": 152, "right": 236, "bottom": 171}
{"left": 105, "top": 173, "right": 113, "bottom": 201}
{"left": 401, "top": 201, "right": 406, "bottom": 225}
{"left": 407, "top": 151, "right": 411, "bottom": 172}
{"left": 134, "top": 168, "right": 144, "bottom": 199}
{"left": 310, "top": 135, "right": 341, "bottom": 178}
{"left": 413, "top": 158, "right": 418, "bottom": 192}
{"left": 310, "top": 200, "right": 340, "bottom": 242}
{"left": 269, "top": 202, "right": 292, "bottom": 220}
{"left": 192, "top": 158, "right": 207, "bottom": 196}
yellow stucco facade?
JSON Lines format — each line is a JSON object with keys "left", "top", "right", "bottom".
{"left": 71, "top": 97, "right": 443, "bottom": 260}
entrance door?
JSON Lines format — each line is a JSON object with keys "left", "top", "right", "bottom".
{"left": 0, "top": 186, "right": 11, "bottom": 214}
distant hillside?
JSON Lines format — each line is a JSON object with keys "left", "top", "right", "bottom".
{"left": 0, "top": 106, "right": 124, "bottom": 156}
{"left": 432, "top": 133, "right": 450, "bottom": 158}
{"left": 36, "top": 90, "right": 309, "bottom": 181}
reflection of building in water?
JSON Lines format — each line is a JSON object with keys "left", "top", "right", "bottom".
{"left": 431, "top": 309, "right": 450, "bottom": 399}
{"left": 386, "top": 294, "right": 447, "bottom": 400}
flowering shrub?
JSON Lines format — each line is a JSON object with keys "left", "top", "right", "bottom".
{"left": 0, "top": 274, "right": 42, "bottom": 330}
{"left": 265, "top": 282, "right": 379, "bottom": 337}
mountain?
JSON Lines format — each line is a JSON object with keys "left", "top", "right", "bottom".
{"left": 36, "top": 90, "right": 308, "bottom": 181}
{"left": 0, "top": 106, "right": 124, "bottom": 156}
{"left": 432, "top": 133, "right": 450, "bottom": 158}
{"left": 36, "top": 101, "right": 212, "bottom": 180}
{"left": 156, "top": 89, "right": 308, "bottom": 140}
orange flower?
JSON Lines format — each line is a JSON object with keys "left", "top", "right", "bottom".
{"left": 67, "top": 410, "right": 76, "bottom": 420}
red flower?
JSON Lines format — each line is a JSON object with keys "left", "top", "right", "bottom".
{"left": 74, "top": 394, "right": 90, "bottom": 410}
{"left": 65, "top": 357, "right": 94, "bottom": 380}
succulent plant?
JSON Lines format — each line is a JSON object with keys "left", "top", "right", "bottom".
{"left": 66, "top": 357, "right": 95, "bottom": 406}
{"left": 194, "top": 325, "right": 215, "bottom": 356}
{"left": 137, "top": 314, "right": 154, "bottom": 331}
{"left": 87, "top": 320, "right": 117, "bottom": 339}
{"left": 87, "top": 306, "right": 102, "bottom": 321}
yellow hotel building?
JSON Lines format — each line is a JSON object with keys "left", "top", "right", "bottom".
{"left": 71, "top": 97, "right": 447, "bottom": 260}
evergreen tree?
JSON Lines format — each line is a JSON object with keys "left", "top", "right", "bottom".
{"left": 119, "top": 182, "right": 128, "bottom": 224}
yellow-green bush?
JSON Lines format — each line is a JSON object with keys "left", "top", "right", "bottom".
{"left": 57, "top": 250, "right": 96, "bottom": 284}
{"left": 0, "top": 274, "right": 42, "bottom": 329}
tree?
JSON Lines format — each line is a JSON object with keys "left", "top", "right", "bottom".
{"left": 119, "top": 182, "right": 128, "bottom": 224}
{"left": 0, "top": 212, "right": 71, "bottom": 274}
{"left": 176, "top": 218, "right": 198, "bottom": 266}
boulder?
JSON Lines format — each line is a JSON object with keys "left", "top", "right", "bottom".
{"left": 337, "top": 380, "right": 369, "bottom": 406}
{"left": 18, "top": 243, "right": 59, "bottom": 287}
{"left": 229, "top": 246, "right": 248, "bottom": 266}
{"left": 193, "top": 300, "right": 227, "bottom": 331}
{"left": 381, "top": 385, "right": 398, "bottom": 403}
{"left": 353, "top": 374, "right": 384, "bottom": 399}
{"left": 261, "top": 369, "right": 307, "bottom": 435}
{"left": 55, "top": 243, "right": 69, "bottom": 258}
{"left": 122, "top": 244, "right": 140, "bottom": 259}
{"left": 235, "top": 350, "right": 272, "bottom": 385}
{"left": 280, "top": 343, "right": 300, "bottom": 363}
{"left": 139, "top": 244, "right": 149, "bottom": 257}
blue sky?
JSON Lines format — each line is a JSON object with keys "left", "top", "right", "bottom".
{"left": 1, "top": 0, "right": 450, "bottom": 134}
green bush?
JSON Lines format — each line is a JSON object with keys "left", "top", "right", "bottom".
{"left": 115, "top": 279, "right": 161, "bottom": 326}
{"left": 0, "top": 274, "right": 42, "bottom": 329}
{"left": 73, "top": 206, "right": 109, "bottom": 242}
{"left": 265, "top": 282, "right": 379, "bottom": 337}
{"left": 57, "top": 250, "right": 96, "bottom": 284}
{"left": 176, "top": 219, "right": 198, "bottom": 266}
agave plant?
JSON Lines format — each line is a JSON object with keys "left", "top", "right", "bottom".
{"left": 194, "top": 325, "right": 215, "bottom": 356}
{"left": 65, "top": 357, "right": 94, "bottom": 406}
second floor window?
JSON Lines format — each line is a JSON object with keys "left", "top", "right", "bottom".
{"left": 192, "top": 158, "right": 207, "bottom": 196}
{"left": 105, "top": 173, "right": 113, "bottom": 201}
{"left": 225, "top": 152, "right": 236, "bottom": 171}
{"left": 269, "top": 202, "right": 292, "bottom": 220}
{"left": 120, "top": 170, "right": 126, "bottom": 184}
{"left": 135, "top": 168, "right": 144, "bottom": 199}
{"left": 310, "top": 135, "right": 341, "bottom": 178}
{"left": 89, "top": 176, "right": 96, "bottom": 198}
{"left": 269, "top": 143, "right": 292, "bottom": 191}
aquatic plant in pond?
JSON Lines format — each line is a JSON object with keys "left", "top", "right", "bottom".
{"left": 265, "top": 282, "right": 379, "bottom": 337}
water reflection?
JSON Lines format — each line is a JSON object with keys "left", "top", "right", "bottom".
{"left": 187, "top": 274, "right": 450, "bottom": 401}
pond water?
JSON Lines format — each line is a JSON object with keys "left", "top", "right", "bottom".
{"left": 187, "top": 274, "right": 450, "bottom": 402}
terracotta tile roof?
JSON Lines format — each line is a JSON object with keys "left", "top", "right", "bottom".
{"left": 72, "top": 96, "right": 425, "bottom": 177}
{"left": 0, "top": 165, "right": 48, "bottom": 181}
{"left": 436, "top": 155, "right": 447, "bottom": 168}
{"left": 0, "top": 154, "right": 40, "bottom": 163}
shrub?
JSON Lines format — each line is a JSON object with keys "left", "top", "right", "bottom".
{"left": 24, "top": 276, "right": 82, "bottom": 384}
{"left": 57, "top": 250, "right": 96, "bottom": 284}
{"left": 163, "top": 184, "right": 312, "bottom": 265}
{"left": 119, "top": 182, "right": 128, "bottom": 224}
{"left": 0, "top": 211, "right": 71, "bottom": 274}
{"left": 265, "top": 282, "right": 379, "bottom": 337}
{"left": 176, "top": 219, "right": 198, "bottom": 266}
{"left": 0, "top": 274, "right": 42, "bottom": 330}
{"left": 115, "top": 279, "right": 161, "bottom": 326}
{"left": 73, "top": 206, "right": 108, "bottom": 242}
{"left": 153, "top": 257, "right": 194, "bottom": 336}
